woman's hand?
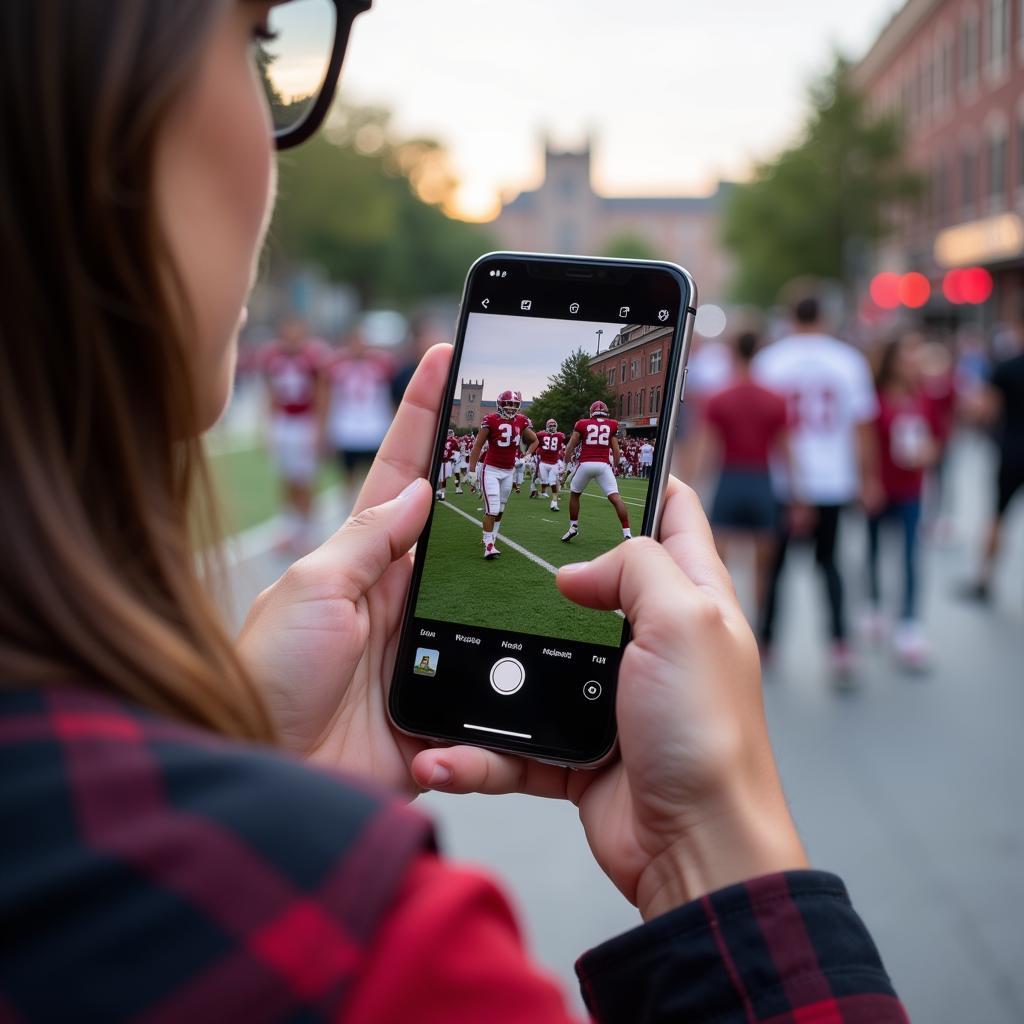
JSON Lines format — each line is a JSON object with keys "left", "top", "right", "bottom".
{"left": 410, "top": 478, "right": 808, "bottom": 917}
{"left": 237, "top": 344, "right": 454, "bottom": 796}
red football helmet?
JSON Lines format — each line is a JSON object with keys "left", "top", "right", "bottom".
{"left": 545, "top": 418, "right": 557, "bottom": 431}
{"left": 447, "top": 428, "right": 455, "bottom": 437}
{"left": 590, "top": 400, "right": 609, "bottom": 419}
{"left": 497, "top": 389, "right": 522, "bottom": 418}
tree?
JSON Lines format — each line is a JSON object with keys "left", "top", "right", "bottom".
{"left": 526, "top": 348, "right": 615, "bottom": 432}
{"left": 601, "top": 232, "right": 658, "bottom": 261}
{"left": 722, "top": 57, "right": 921, "bottom": 308}
{"left": 268, "top": 104, "right": 496, "bottom": 306}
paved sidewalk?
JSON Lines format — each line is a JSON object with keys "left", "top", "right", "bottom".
{"left": 226, "top": 435, "right": 1024, "bottom": 1022}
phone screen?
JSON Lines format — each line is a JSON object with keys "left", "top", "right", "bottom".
{"left": 390, "top": 254, "right": 694, "bottom": 764}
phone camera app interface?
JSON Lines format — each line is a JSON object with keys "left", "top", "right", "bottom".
{"left": 397, "top": 298, "right": 676, "bottom": 758}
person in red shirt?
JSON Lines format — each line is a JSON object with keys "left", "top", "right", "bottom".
{"left": 694, "top": 331, "right": 790, "bottom": 631}
{"left": 561, "top": 401, "right": 632, "bottom": 543}
{"left": 534, "top": 418, "right": 566, "bottom": 510}
{"left": 468, "top": 390, "right": 538, "bottom": 558}
{"left": 866, "top": 335, "right": 940, "bottom": 670}
{"left": 0, "top": 4, "right": 910, "bottom": 1021}
{"left": 260, "top": 317, "right": 327, "bottom": 555}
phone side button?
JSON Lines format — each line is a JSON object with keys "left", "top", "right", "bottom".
{"left": 678, "top": 368, "right": 688, "bottom": 403}
{"left": 490, "top": 657, "right": 526, "bottom": 695}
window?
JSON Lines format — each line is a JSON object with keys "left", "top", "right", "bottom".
{"left": 607, "top": 368, "right": 615, "bottom": 387}
{"left": 620, "top": 362, "right": 626, "bottom": 383}
{"left": 649, "top": 348, "right": 662, "bottom": 374}
{"left": 467, "top": 409, "right": 475, "bottom": 423}
{"left": 962, "top": 144, "right": 977, "bottom": 210}
{"left": 630, "top": 358, "right": 641, "bottom": 380}
{"left": 650, "top": 386, "right": 661, "bottom": 415}
{"left": 962, "top": 9, "right": 979, "bottom": 92}
{"left": 618, "top": 394, "right": 624, "bottom": 417}
{"left": 987, "top": 0, "right": 1010, "bottom": 77}
{"left": 639, "top": 388, "right": 645, "bottom": 413}
{"left": 988, "top": 125, "right": 1008, "bottom": 205}
{"left": 626, "top": 392, "right": 632, "bottom": 416}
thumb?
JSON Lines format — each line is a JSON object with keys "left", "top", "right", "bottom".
{"left": 308, "top": 478, "right": 431, "bottom": 602}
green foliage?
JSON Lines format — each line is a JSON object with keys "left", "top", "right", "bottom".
{"left": 722, "top": 58, "right": 922, "bottom": 307}
{"left": 601, "top": 232, "right": 658, "bottom": 261}
{"left": 269, "top": 105, "right": 496, "bottom": 306}
{"left": 526, "top": 348, "right": 615, "bottom": 431}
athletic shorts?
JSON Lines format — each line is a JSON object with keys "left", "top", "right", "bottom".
{"left": 513, "top": 461, "right": 526, "bottom": 484}
{"left": 996, "top": 459, "right": 1024, "bottom": 515}
{"left": 538, "top": 462, "right": 559, "bottom": 485}
{"left": 268, "top": 414, "right": 318, "bottom": 485}
{"left": 710, "top": 468, "right": 777, "bottom": 532}
{"left": 480, "top": 463, "right": 514, "bottom": 515}
{"left": 570, "top": 461, "right": 618, "bottom": 497}
{"left": 438, "top": 460, "right": 456, "bottom": 483}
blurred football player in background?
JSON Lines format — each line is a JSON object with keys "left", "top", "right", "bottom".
{"left": 436, "top": 428, "right": 463, "bottom": 501}
{"left": 259, "top": 316, "right": 326, "bottom": 556}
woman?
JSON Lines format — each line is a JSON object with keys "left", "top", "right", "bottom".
{"left": 0, "top": 3, "right": 908, "bottom": 1021}
{"left": 865, "top": 335, "right": 939, "bottom": 670}
{"left": 690, "top": 330, "right": 792, "bottom": 636}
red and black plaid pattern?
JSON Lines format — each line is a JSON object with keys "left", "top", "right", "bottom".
{"left": 576, "top": 871, "right": 908, "bottom": 1023}
{"left": 0, "top": 686, "right": 432, "bottom": 1022}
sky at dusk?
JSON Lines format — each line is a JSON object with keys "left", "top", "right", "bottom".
{"left": 460, "top": 313, "right": 626, "bottom": 404}
{"left": 338, "top": 0, "right": 903, "bottom": 219}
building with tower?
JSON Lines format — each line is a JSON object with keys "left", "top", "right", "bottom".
{"left": 491, "top": 138, "right": 733, "bottom": 303}
{"left": 450, "top": 379, "right": 532, "bottom": 430}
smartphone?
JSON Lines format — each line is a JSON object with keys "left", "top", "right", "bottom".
{"left": 389, "top": 253, "right": 696, "bottom": 767}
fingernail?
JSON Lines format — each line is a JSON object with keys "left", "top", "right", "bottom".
{"left": 559, "top": 562, "right": 587, "bottom": 574}
{"left": 398, "top": 479, "right": 423, "bottom": 500}
{"left": 427, "top": 763, "right": 452, "bottom": 787}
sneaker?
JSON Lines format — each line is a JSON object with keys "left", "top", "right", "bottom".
{"left": 435, "top": 491, "right": 445, "bottom": 501}
{"left": 550, "top": 502, "right": 559, "bottom": 511}
{"left": 484, "top": 543, "right": 501, "bottom": 559}
{"left": 829, "top": 642, "right": 857, "bottom": 690}
{"left": 454, "top": 487, "right": 463, "bottom": 495}
{"left": 561, "top": 526, "right": 578, "bottom": 543}
{"left": 892, "top": 620, "right": 930, "bottom": 673}
{"left": 529, "top": 491, "right": 539, "bottom": 499}
{"left": 512, "top": 484, "right": 521, "bottom": 494}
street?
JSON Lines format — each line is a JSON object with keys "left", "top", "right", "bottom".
{"left": 225, "top": 433, "right": 1024, "bottom": 1023}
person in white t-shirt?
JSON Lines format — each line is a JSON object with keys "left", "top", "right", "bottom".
{"left": 752, "top": 294, "right": 881, "bottom": 683}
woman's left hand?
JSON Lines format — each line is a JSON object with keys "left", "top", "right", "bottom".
{"left": 237, "top": 344, "right": 452, "bottom": 796}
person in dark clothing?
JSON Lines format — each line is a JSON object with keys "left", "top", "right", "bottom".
{"left": 0, "top": 3, "right": 908, "bottom": 1022}
{"left": 959, "top": 329, "right": 1024, "bottom": 602}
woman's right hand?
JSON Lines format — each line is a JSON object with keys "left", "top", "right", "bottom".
{"left": 411, "top": 478, "right": 808, "bottom": 920}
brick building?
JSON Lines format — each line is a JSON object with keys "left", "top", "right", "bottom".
{"left": 588, "top": 323, "right": 672, "bottom": 433}
{"left": 492, "top": 139, "right": 732, "bottom": 304}
{"left": 854, "top": 0, "right": 1024, "bottom": 321}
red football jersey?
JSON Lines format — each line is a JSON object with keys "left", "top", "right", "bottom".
{"left": 261, "top": 341, "right": 324, "bottom": 415}
{"left": 443, "top": 438, "right": 459, "bottom": 461}
{"left": 480, "top": 412, "right": 531, "bottom": 469}
{"left": 535, "top": 430, "right": 566, "bottom": 465}
{"left": 574, "top": 417, "right": 619, "bottom": 463}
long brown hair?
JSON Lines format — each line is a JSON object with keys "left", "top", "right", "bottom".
{"left": 0, "top": 1, "right": 276, "bottom": 741}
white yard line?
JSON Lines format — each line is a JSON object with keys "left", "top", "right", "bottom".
{"left": 437, "top": 500, "right": 625, "bottom": 619}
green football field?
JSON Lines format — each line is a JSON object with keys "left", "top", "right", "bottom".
{"left": 415, "top": 474, "right": 651, "bottom": 648}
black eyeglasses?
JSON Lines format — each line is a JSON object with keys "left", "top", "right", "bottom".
{"left": 257, "top": 0, "right": 372, "bottom": 150}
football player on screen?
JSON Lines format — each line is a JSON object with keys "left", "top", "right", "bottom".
{"left": 435, "top": 428, "right": 462, "bottom": 501}
{"left": 560, "top": 400, "right": 632, "bottom": 543}
{"left": 534, "top": 418, "right": 566, "bottom": 511}
{"left": 467, "top": 390, "right": 538, "bottom": 559}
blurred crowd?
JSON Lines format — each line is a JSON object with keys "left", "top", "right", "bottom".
{"left": 234, "top": 313, "right": 448, "bottom": 555}
{"left": 679, "top": 286, "right": 1024, "bottom": 683}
